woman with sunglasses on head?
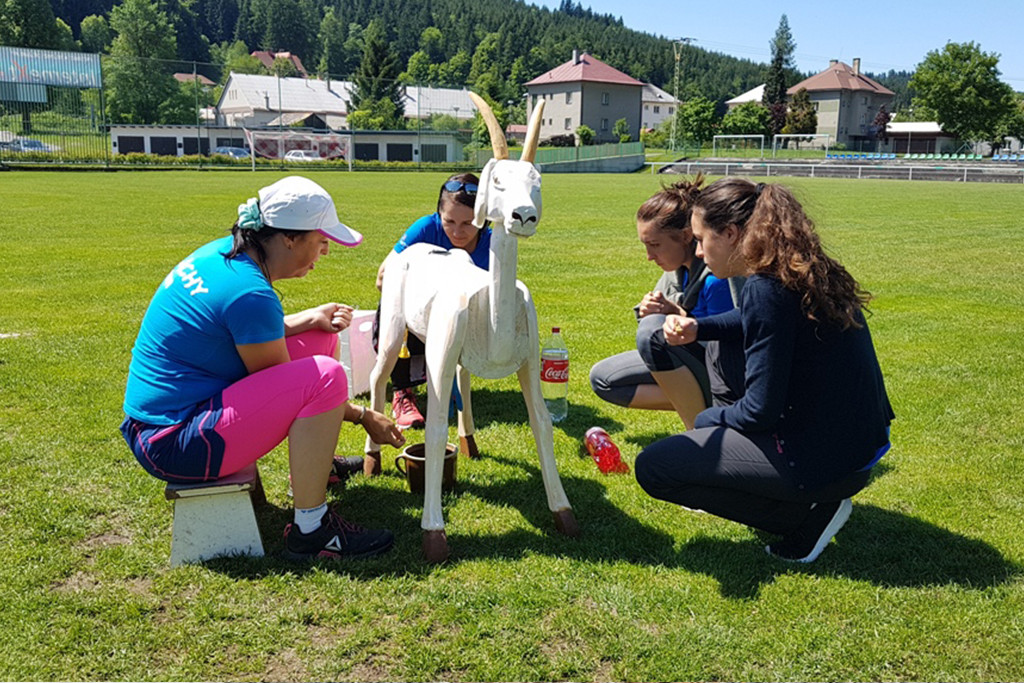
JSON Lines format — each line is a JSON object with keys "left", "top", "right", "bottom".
{"left": 373, "top": 173, "right": 486, "bottom": 431}
{"left": 635, "top": 178, "right": 894, "bottom": 563}
{"left": 121, "top": 176, "right": 406, "bottom": 562}
{"left": 589, "top": 176, "right": 744, "bottom": 429}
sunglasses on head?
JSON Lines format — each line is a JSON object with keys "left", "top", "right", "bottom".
{"left": 443, "top": 180, "right": 478, "bottom": 194}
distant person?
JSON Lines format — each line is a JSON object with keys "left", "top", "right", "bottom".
{"left": 373, "top": 172, "right": 488, "bottom": 430}
{"left": 636, "top": 178, "right": 894, "bottom": 563}
{"left": 120, "top": 176, "right": 405, "bottom": 562}
{"left": 589, "top": 176, "right": 743, "bottom": 428}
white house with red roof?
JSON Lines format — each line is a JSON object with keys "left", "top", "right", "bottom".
{"left": 787, "top": 58, "right": 894, "bottom": 147}
{"left": 525, "top": 50, "right": 643, "bottom": 144}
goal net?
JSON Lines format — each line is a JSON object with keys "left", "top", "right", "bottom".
{"left": 772, "top": 133, "right": 831, "bottom": 155}
{"left": 713, "top": 134, "right": 765, "bottom": 158}
{"left": 243, "top": 128, "right": 352, "bottom": 168}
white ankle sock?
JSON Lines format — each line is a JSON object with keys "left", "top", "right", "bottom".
{"left": 294, "top": 503, "right": 328, "bottom": 534}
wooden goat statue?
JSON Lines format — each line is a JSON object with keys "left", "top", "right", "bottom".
{"left": 366, "top": 94, "right": 579, "bottom": 562}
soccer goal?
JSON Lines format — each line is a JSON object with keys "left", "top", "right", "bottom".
{"left": 772, "top": 133, "right": 831, "bottom": 158}
{"left": 243, "top": 128, "right": 353, "bottom": 170}
{"left": 712, "top": 134, "right": 765, "bottom": 158}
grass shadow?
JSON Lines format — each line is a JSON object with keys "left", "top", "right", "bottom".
{"left": 669, "top": 503, "right": 1021, "bottom": 599}
{"left": 205, "top": 447, "right": 1011, "bottom": 599}
{"left": 208, "top": 450, "right": 678, "bottom": 580}
{"left": 454, "top": 386, "right": 624, "bottom": 440}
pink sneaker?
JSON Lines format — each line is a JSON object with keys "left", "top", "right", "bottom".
{"left": 392, "top": 387, "right": 425, "bottom": 429}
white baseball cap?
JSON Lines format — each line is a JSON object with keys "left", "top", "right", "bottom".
{"left": 256, "top": 176, "right": 362, "bottom": 247}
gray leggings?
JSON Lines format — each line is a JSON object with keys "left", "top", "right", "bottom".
{"left": 590, "top": 314, "right": 721, "bottom": 407}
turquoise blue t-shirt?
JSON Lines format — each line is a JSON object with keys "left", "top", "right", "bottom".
{"left": 394, "top": 212, "right": 492, "bottom": 269}
{"left": 124, "top": 236, "right": 284, "bottom": 425}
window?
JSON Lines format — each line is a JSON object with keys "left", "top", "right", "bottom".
{"left": 601, "top": 92, "right": 610, "bottom": 105}
{"left": 564, "top": 117, "right": 571, "bottom": 130}
{"left": 565, "top": 92, "right": 572, "bottom": 104}
{"left": 668, "top": 107, "right": 674, "bottom": 115}
{"left": 812, "top": 102, "right": 819, "bottom": 112}
{"left": 644, "top": 104, "right": 649, "bottom": 110}
{"left": 862, "top": 96, "right": 868, "bottom": 105}
{"left": 531, "top": 94, "right": 538, "bottom": 107}
{"left": 600, "top": 118, "right": 609, "bottom": 130}
{"left": 653, "top": 105, "right": 660, "bottom": 114}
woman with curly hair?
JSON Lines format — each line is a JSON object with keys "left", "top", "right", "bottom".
{"left": 635, "top": 178, "right": 893, "bottom": 563}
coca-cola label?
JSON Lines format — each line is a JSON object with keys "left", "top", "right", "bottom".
{"left": 541, "top": 359, "right": 569, "bottom": 383}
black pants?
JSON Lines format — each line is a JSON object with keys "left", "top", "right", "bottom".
{"left": 372, "top": 305, "right": 426, "bottom": 390}
{"left": 635, "top": 428, "right": 871, "bottom": 535}
{"left": 634, "top": 338, "right": 870, "bottom": 536}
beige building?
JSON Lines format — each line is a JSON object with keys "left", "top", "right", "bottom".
{"left": 525, "top": 51, "right": 643, "bottom": 144}
{"left": 787, "top": 59, "right": 894, "bottom": 147}
{"left": 641, "top": 83, "right": 679, "bottom": 130}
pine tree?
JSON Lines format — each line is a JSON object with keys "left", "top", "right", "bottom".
{"left": 762, "top": 14, "right": 795, "bottom": 135}
{"left": 348, "top": 19, "right": 405, "bottom": 126}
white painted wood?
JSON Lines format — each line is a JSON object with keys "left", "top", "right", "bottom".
{"left": 165, "top": 464, "right": 264, "bottom": 566}
{"left": 365, "top": 99, "right": 575, "bottom": 559}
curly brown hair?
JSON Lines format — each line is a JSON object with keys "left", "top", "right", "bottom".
{"left": 694, "top": 177, "right": 870, "bottom": 329}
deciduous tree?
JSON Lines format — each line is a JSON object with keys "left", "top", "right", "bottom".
{"left": 720, "top": 101, "right": 771, "bottom": 137}
{"left": 910, "top": 41, "right": 1014, "bottom": 143}
{"left": 105, "top": 0, "right": 180, "bottom": 124}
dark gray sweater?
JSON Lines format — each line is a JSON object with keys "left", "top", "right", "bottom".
{"left": 695, "top": 274, "right": 894, "bottom": 489}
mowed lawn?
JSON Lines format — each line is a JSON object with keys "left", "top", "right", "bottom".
{"left": 1, "top": 169, "right": 1022, "bottom": 681}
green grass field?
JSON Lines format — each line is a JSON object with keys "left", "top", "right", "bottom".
{"left": 1, "top": 170, "right": 1023, "bottom": 681}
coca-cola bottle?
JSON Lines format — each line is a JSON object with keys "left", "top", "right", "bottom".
{"left": 540, "top": 326, "right": 569, "bottom": 422}
{"left": 584, "top": 427, "right": 630, "bottom": 474}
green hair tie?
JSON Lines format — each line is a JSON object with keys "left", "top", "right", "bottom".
{"left": 237, "top": 197, "right": 263, "bottom": 230}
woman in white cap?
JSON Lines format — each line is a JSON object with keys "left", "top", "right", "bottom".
{"left": 121, "top": 176, "right": 405, "bottom": 561}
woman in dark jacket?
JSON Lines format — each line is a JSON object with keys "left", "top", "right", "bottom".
{"left": 636, "top": 178, "right": 893, "bottom": 563}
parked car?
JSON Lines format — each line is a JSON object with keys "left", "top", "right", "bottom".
{"left": 4, "top": 138, "right": 57, "bottom": 153}
{"left": 211, "top": 146, "right": 250, "bottom": 159}
{"left": 284, "top": 149, "right": 326, "bottom": 162}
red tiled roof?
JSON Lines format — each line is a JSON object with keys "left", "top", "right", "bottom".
{"left": 787, "top": 61, "right": 894, "bottom": 96}
{"left": 251, "top": 50, "right": 308, "bottom": 77}
{"left": 525, "top": 53, "right": 643, "bottom": 87}
{"left": 173, "top": 72, "right": 215, "bottom": 87}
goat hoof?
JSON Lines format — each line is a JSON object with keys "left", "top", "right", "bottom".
{"left": 459, "top": 435, "right": 480, "bottom": 459}
{"left": 553, "top": 509, "right": 580, "bottom": 537}
{"left": 363, "top": 452, "right": 382, "bottom": 477}
{"left": 422, "top": 530, "right": 450, "bottom": 563}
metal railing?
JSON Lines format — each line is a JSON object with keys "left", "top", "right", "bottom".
{"left": 648, "top": 160, "right": 1024, "bottom": 184}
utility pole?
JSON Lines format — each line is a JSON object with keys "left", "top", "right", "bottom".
{"left": 671, "top": 37, "right": 695, "bottom": 153}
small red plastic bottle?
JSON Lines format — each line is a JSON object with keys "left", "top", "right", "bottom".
{"left": 584, "top": 427, "right": 630, "bottom": 474}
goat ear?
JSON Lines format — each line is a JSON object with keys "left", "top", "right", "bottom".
{"left": 474, "top": 158, "right": 494, "bottom": 228}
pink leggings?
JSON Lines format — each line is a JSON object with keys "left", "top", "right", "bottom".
{"left": 215, "top": 329, "right": 348, "bottom": 477}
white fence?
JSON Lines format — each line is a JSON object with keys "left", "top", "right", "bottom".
{"left": 647, "top": 160, "right": 1024, "bottom": 184}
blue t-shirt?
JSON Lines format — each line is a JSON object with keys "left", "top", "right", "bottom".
{"left": 692, "top": 273, "right": 734, "bottom": 318}
{"left": 394, "top": 212, "right": 492, "bottom": 269}
{"left": 124, "top": 236, "right": 284, "bottom": 425}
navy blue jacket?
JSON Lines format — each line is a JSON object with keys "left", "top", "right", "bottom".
{"left": 695, "top": 274, "right": 894, "bottom": 489}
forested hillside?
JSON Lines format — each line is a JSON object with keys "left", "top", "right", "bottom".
{"left": 47, "top": 0, "right": 771, "bottom": 106}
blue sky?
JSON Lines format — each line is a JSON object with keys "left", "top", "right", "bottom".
{"left": 534, "top": 0, "right": 1024, "bottom": 88}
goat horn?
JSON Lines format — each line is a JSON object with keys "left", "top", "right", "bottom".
{"left": 520, "top": 99, "right": 545, "bottom": 163}
{"left": 469, "top": 91, "right": 508, "bottom": 161}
